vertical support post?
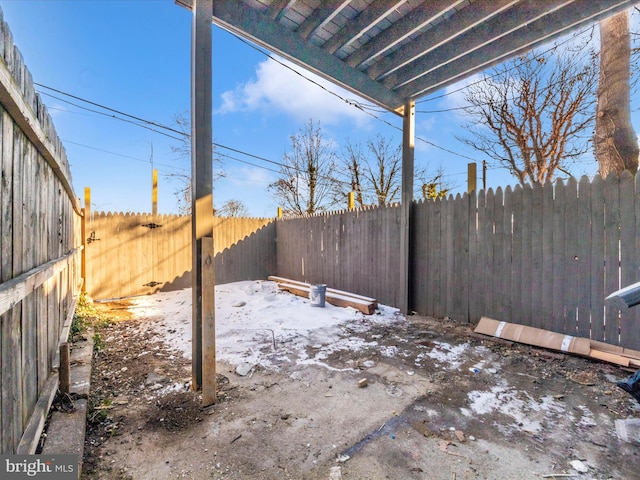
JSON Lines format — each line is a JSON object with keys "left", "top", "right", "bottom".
{"left": 81, "top": 187, "right": 90, "bottom": 293}
{"left": 59, "top": 343, "right": 70, "bottom": 395}
{"left": 152, "top": 168, "right": 158, "bottom": 216}
{"left": 347, "top": 191, "right": 355, "bottom": 210}
{"left": 468, "top": 162, "right": 477, "bottom": 194}
{"left": 277, "top": 207, "right": 283, "bottom": 218}
{"left": 191, "top": 0, "right": 215, "bottom": 399}
{"left": 482, "top": 160, "right": 487, "bottom": 191}
{"left": 201, "top": 236, "right": 216, "bottom": 405}
{"left": 399, "top": 101, "right": 415, "bottom": 314}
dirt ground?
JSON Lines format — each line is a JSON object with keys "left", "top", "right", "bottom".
{"left": 79, "top": 299, "right": 640, "bottom": 480}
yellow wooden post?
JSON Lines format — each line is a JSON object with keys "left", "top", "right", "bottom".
{"left": 152, "top": 168, "right": 158, "bottom": 216}
{"left": 468, "top": 162, "right": 477, "bottom": 194}
{"left": 348, "top": 191, "right": 355, "bottom": 210}
{"left": 277, "top": 207, "right": 283, "bottom": 218}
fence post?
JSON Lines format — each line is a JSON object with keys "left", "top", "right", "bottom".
{"left": 152, "top": 168, "right": 158, "bottom": 216}
{"left": 59, "top": 343, "right": 70, "bottom": 395}
{"left": 468, "top": 162, "right": 477, "bottom": 194}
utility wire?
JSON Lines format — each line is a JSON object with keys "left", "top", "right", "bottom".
{"left": 62, "top": 138, "right": 189, "bottom": 173}
{"left": 38, "top": 91, "right": 185, "bottom": 141}
{"left": 36, "top": 82, "right": 187, "bottom": 137}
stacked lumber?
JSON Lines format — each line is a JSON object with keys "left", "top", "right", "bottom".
{"left": 267, "top": 276, "right": 378, "bottom": 315}
{"left": 474, "top": 317, "right": 640, "bottom": 368}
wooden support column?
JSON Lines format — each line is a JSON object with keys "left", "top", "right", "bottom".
{"left": 399, "top": 101, "right": 415, "bottom": 314}
{"left": 152, "top": 168, "right": 158, "bottom": 216}
{"left": 191, "top": 0, "right": 215, "bottom": 404}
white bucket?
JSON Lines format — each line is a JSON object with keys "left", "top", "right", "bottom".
{"left": 309, "top": 284, "right": 327, "bottom": 307}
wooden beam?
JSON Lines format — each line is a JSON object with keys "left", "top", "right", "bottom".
{"left": 399, "top": 101, "right": 414, "bottom": 314}
{"left": 0, "top": 249, "right": 77, "bottom": 316}
{"left": 191, "top": 0, "right": 214, "bottom": 393}
{"left": 345, "top": 0, "right": 458, "bottom": 69}
{"left": 296, "top": 0, "right": 350, "bottom": 40}
{"left": 270, "top": 278, "right": 378, "bottom": 315}
{"left": 323, "top": 0, "right": 403, "bottom": 55}
{"left": 400, "top": 0, "right": 637, "bottom": 99}
{"left": 268, "top": 275, "right": 378, "bottom": 303}
{"left": 368, "top": 0, "right": 515, "bottom": 81}
{"left": 201, "top": 236, "right": 216, "bottom": 406}
{"left": 207, "top": 0, "right": 405, "bottom": 113}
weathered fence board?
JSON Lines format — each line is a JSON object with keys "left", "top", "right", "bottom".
{"left": 604, "top": 174, "right": 621, "bottom": 344}
{"left": 619, "top": 172, "right": 639, "bottom": 349}
{"left": 0, "top": 16, "right": 82, "bottom": 453}
{"left": 575, "top": 176, "right": 592, "bottom": 339}
{"left": 590, "top": 175, "right": 606, "bottom": 342}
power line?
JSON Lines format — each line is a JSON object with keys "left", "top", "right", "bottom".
{"left": 36, "top": 82, "right": 187, "bottom": 137}
{"left": 38, "top": 90, "right": 184, "bottom": 141}
{"left": 227, "top": 30, "right": 480, "bottom": 163}
{"left": 62, "top": 138, "right": 189, "bottom": 173}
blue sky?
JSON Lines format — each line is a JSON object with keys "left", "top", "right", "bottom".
{"left": 1, "top": 1, "right": 634, "bottom": 217}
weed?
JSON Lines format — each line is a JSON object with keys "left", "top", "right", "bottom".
{"left": 93, "top": 332, "right": 105, "bottom": 352}
{"left": 69, "top": 292, "right": 114, "bottom": 342}
{"left": 88, "top": 397, "right": 112, "bottom": 423}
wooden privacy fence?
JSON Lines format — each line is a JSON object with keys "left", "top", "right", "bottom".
{"left": 85, "top": 213, "right": 275, "bottom": 300}
{"left": 275, "top": 205, "right": 403, "bottom": 308}
{"left": 0, "top": 12, "right": 83, "bottom": 454}
{"left": 275, "top": 173, "right": 640, "bottom": 351}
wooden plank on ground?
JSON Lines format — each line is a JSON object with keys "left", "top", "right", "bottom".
{"left": 275, "top": 281, "right": 377, "bottom": 315}
{"left": 589, "top": 349, "right": 630, "bottom": 367}
{"left": 268, "top": 276, "right": 377, "bottom": 303}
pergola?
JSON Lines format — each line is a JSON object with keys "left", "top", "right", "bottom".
{"left": 175, "top": 0, "right": 638, "bottom": 404}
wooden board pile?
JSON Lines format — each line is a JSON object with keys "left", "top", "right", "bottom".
{"left": 267, "top": 276, "right": 378, "bottom": 315}
{"left": 475, "top": 316, "right": 640, "bottom": 368}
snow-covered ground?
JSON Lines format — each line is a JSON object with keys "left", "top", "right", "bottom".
{"left": 122, "top": 280, "right": 610, "bottom": 440}
{"left": 125, "top": 280, "right": 404, "bottom": 372}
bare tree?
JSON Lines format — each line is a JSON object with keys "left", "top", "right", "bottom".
{"left": 365, "top": 134, "right": 402, "bottom": 206}
{"left": 215, "top": 199, "right": 248, "bottom": 217}
{"left": 595, "top": 10, "right": 639, "bottom": 176}
{"left": 459, "top": 48, "right": 598, "bottom": 185}
{"left": 268, "top": 120, "right": 338, "bottom": 215}
{"left": 335, "top": 135, "right": 450, "bottom": 207}
{"left": 169, "top": 112, "right": 226, "bottom": 214}
{"left": 334, "top": 135, "right": 401, "bottom": 207}
{"left": 334, "top": 141, "right": 366, "bottom": 207}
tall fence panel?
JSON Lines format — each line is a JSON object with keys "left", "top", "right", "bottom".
{"left": 0, "top": 12, "right": 83, "bottom": 454}
{"left": 85, "top": 213, "right": 275, "bottom": 300}
{"left": 410, "top": 173, "right": 640, "bottom": 349}
{"left": 275, "top": 205, "right": 402, "bottom": 308}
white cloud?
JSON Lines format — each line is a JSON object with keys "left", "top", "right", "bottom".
{"left": 216, "top": 57, "right": 372, "bottom": 127}
{"left": 441, "top": 73, "right": 483, "bottom": 113}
